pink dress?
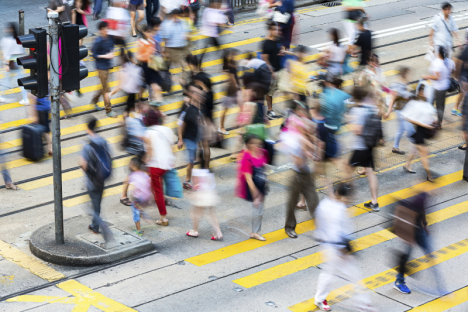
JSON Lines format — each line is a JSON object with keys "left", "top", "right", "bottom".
{"left": 236, "top": 149, "right": 268, "bottom": 200}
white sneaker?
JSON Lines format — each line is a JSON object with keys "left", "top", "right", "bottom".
{"left": 315, "top": 299, "right": 331, "bottom": 311}
{"left": 0, "top": 96, "right": 6, "bottom": 103}
{"left": 217, "top": 127, "right": 230, "bottom": 135}
{"left": 19, "top": 99, "right": 29, "bottom": 105}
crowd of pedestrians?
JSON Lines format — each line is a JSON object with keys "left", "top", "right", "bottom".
{"left": 2, "top": 1, "right": 468, "bottom": 310}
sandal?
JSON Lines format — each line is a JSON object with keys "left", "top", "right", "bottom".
{"left": 295, "top": 204, "right": 307, "bottom": 211}
{"left": 120, "top": 198, "right": 132, "bottom": 206}
{"left": 211, "top": 235, "right": 223, "bottom": 241}
{"left": 5, "top": 184, "right": 19, "bottom": 190}
{"left": 186, "top": 230, "right": 199, "bottom": 237}
{"left": 250, "top": 233, "right": 266, "bottom": 241}
{"left": 156, "top": 219, "right": 169, "bottom": 226}
{"left": 165, "top": 198, "right": 173, "bottom": 207}
{"left": 356, "top": 169, "right": 366, "bottom": 176}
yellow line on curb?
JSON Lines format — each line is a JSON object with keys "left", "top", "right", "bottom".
{"left": 0, "top": 239, "right": 65, "bottom": 282}
{"left": 185, "top": 170, "right": 463, "bottom": 266}
{"left": 233, "top": 199, "right": 468, "bottom": 288}
{"left": 289, "top": 237, "right": 468, "bottom": 312}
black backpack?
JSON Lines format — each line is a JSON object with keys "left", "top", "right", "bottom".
{"left": 86, "top": 141, "right": 112, "bottom": 189}
{"left": 361, "top": 107, "right": 383, "bottom": 148}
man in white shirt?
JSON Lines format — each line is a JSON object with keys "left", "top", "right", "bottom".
{"left": 429, "top": 2, "right": 460, "bottom": 58}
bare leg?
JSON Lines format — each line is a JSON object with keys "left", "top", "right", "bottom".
{"left": 202, "top": 140, "right": 211, "bottom": 169}
{"left": 405, "top": 146, "right": 416, "bottom": 171}
{"left": 136, "top": 10, "right": 145, "bottom": 29}
{"left": 44, "top": 133, "right": 52, "bottom": 154}
{"left": 190, "top": 206, "right": 203, "bottom": 233}
{"left": 417, "top": 145, "right": 432, "bottom": 179}
{"left": 135, "top": 221, "right": 141, "bottom": 231}
{"left": 206, "top": 207, "right": 222, "bottom": 238}
{"left": 150, "top": 83, "right": 163, "bottom": 102}
{"left": 186, "top": 163, "right": 194, "bottom": 182}
{"left": 219, "top": 107, "right": 228, "bottom": 131}
{"left": 266, "top": 95, "right": 273, "bottom": 111}
{"left": 130, "top": 11, "right": 137, "bottom": 36}
{"left": 121, "top": 176, "right": 129, "bottom": 200}
{"left": 365, "top": 167, "right": 378, "bottom": 205}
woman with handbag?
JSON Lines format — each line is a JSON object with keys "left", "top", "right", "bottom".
{"left": 422, "top": 46, "right": 455, "bottom": 129}
{"left": 400, "top": 85, "right": 437, "bottom": 182}
{"left": 236, "top": 134, "right": 269, "bottom": 241}
{"left": 0, "top": 23, "right": 29, "bottom": 105}
{"left": 137, "top": 26, "right": 164, "bottom": 106}
{"left": 143, "top": 105, "right": 177, "bottom": 226}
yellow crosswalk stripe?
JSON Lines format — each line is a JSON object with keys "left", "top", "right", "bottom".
{"left": 185, "top": 170, "right": 463, "bottom": 266}
{"left": 233, "top": 199, "right": 468, "bottom": 288}
{"left": 288, "top": 237, "right": 468, "bottom": 312}
{"left": 407, "top": 285, "right": 468, "bottom": 312}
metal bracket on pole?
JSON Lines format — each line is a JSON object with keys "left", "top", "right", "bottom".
{"left": 48, "top": 11, "right": 65, "bottom": 245}
{"left": 19, "top": 10, "right": 25, "bottom": 36}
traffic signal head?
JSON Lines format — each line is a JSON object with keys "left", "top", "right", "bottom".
{"left": 16, "top": 28, "right": 48, "bottom": 98}
{"left": 61, "top": 24, "right": 89, "bottom": 92}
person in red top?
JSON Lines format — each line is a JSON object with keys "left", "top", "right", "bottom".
{"left": 236, "top": 134, "right": 269, "bottom": 241}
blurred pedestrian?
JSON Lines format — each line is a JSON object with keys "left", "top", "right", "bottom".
{"left": 129, "top": 0, "right": 146, "bottom": 37}
{"left": 225, "top": 0, "right": 234, "bottom": 25}
{"left": 28, "top": 93, "right": 53, "bottom": 157}
{"left": 93, "top": 0, "right": 103, "bottom": 20}
{"left": 318, "top": 28, "right": 347, "bottom": 77}
{"left": 0, "top": 22, "right": 29, "bottom": 105}
{"left": 283, "top": 101, "right": 319, "bottom": 239}
{"left": 127, "top": 157, "right": 153, "bottom": 235}
{"left": 91, "top": 21, "right": 117, "bottom": 118}
{"left": 347, "top": 86, "right": 380, "bottom": 211}
{"left": 186, "top": 169, "right": 223, "bottom": 240}
{"left": 79, "top": 117, "right": 114, "bottom": 242}
{"left": 422, "top": 46, "right": 455, "bottom": 129}
{"left": 256, "top": 0, "right": 281, "bottom": 19}
{"left": 392, "top": 191, "right": 446, "bottom": 295}
{"left": 218, "top": 49, "right": 240, "bottom": 135}
{"left": 463, "top": 84, "right": 468, "bottom": 182}
{"left": 145, "top": 0, "right": 159, "bottom": 26}
{"left": 287, "top": 46, "right": 310, "bottom": 102}
{"left": 48, "top": 0, "right": 72, "bottom": 23}
{"left": 236, "top": 134, "right": 269, "bottom": 241}
{"left": 352, "top": 17, "right": 372, "bottom": 72}
{"left": 453, "top": 30, "right": 468, "bottom": 117}
{"left": 277, "top": 0, "right": 295, "bottom": 50}
{"left": 160, "top": 9, "right": 190, "bottom": 72}
{"left": 72, "top": 0, "right": 92, "bottom": 44}
{"left": 262, "top": 21, "right": 285, "bottom": 120}
{"left": 177, "top": 83, "right": 204, "bottom": 190}
{"left": 200, "top": 0, "right": 227, "bottom": 62}
{"left": 401, "top": 85, "right": 437, "bottom": 181}
{"left": 429, "top": 2, "right": 460, "bottom": 59}
{"left": 137, "top": 25, "right": 164, "bottom": 105}
{"left": 106, "top": 0, "right": 131, "bottom": 48}
{"left": 143, "top": 105, "right": 176, "bottom": 226}
{"left": 384, "top": 66, "right": 414, "bottom": 155}
{"left": 314, "top": 184, "right": 375, "bottom": 312}
{"left": 342, "top": 0, "right": 365, "bottom": 49}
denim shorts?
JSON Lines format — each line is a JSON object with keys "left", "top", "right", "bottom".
{"left": 184, "top": 139, "right": 198, "bottom": 164}
{"left": 131, "top": 204, "right": 141, "bottom": 223}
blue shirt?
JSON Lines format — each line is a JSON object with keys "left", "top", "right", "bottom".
{"left": 92, "top": 36, "right": 114, "bottom": 70}
{"left": 319, "top": 86, "right": 350, "bottom": 130}
{"left": 159, "top": 19, "right": 189, "bottom": 48}
{"left": 36, "top": 97, "right": 51, "bottom": 112}
{"left": 81, "top": 135, "right": 111, "bottom": 191}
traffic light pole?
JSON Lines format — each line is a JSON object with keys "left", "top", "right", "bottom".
{"left": 48, "top": 11, "right": 64, "bottom": 245}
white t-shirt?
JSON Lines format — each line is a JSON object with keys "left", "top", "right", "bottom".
{"left": 430, "top": 13, "right": 459, "bottom": 49}
{"left": 145, "top": 125, "right": 176, "bottom": 170}
{"left": 106, "top": 7, "right": 130, "bottom": 37}
{"left": 429, "top": 58, "right": 454, "bottom": 91}
{"left": 401, "top": 99, "right": 437, "bottom": 127}
{"left": 314, "top": 197, "right": 352, "bottom": 247}
{"left": 246, "top": 58, "right": 266, "bottom": 69}
{"left": 201, "top": 8, "right": 227, "bottom": 38}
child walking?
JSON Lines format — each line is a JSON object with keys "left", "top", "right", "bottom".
{"left": 128, "top": 157, "right": 153, "bottom": 235}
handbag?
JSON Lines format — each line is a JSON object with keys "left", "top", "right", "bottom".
{"left": 342, "top": 54, "right": 354, "bottom": 75}
{"left": 272, "top": 10, "right": 291, "bottom": 24}
{"left": 346, "top": 9, "right": 364, "bottom": 22}
{"left": 148, "top": 54, "right": 167, "bottom": 71}
{"left": 447, "top": 77, "right": 460, "bottom": 93}
{"left": 163, "top": 169, "right": 183, "bottom": 198}
{"left": 245, "top": 124, "right": 267, "bottom": 141}
{"left": 245, "top": 159, "right": 269, "bottom": 202}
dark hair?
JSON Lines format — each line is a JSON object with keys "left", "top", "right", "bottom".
{"left": 244, "top": 133, "right": 261, "bottom": 144}
{"left": 223, "top": 49, "right": 238, "bottom": 70}
{"left": 357, "top": 17, "right": 367, "bottom": 27}
{"left": 183, "top": 6, "right": 190, "bottom": 14}
{"left": 194, "top": 72, "right": 212, "bottom": 91}
{"left": 130, "top": 157, "right": 142, "bottom": 169}
{"left": 352, "top": 86, "right": 369, "bottom": 102}
{"left": 186, "top": 54, "right": 200, "bottom": 67}
{"left": 438, "top": 46, "right": 447, "bottom": 59}
{"left": 247, "top": 82, "right": 267, "bottom": 101}
{"left": 247, "top": 52, "right": 256, "bottom": 60}
{"left": 98, "top": 21, "right": 108, "bottom": 30}
{"left": 121, "top": 48, "right": 131, "bottom": 63}
{"left": 398, "top": 66, "right": 410, "bottom": 78}
{"left": 87, "top": 117, "right": 98, "bottom": 132}
{"left": 187, "top": 82, "right": 202, "bottom": 92}
{"left": 326, "top": 73, "right": 342, "bottom": 87}
{"left": 441, "top": 2, "right": 452, "bottom": 10}
{"left": 74, "top": 0, "right": 91, "bottom": 11}
{"left": 329, "top": 28, "right": 340, "bottom": 46}
{"left": 6, "top": 22, "right": 19, "bottom": 38}
{"left": 335, "top": 183, "right": 351, "bottom": 197}
{"left": 370, "top": 53, "right": 379, "bottom": 66}
{"left": 267, "top": 20, "right": 278, "bottom": 30}
{"left": 295, "top": 45, "right": 307, "bottom": 54}
{"left": 151, "top": 16, "right": 162, "bottom": 27}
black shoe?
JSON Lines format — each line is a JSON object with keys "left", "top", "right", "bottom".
{"left": 364, "top": 202, "right": 380, "bottom": 212}
{"left": 392, "top": 148, "right": 405, "bottom": 155}
{"left": 403, "top": 166, "right": 416, "bottom": 174}
{"left": 463, "top": 176, "right": 468, "bottom": 182}
{"left": 88, "top": 225, "right": 99, "bottom": 234}
{"left": 285, "top": 229, "right": 298, "bottom": 238}
{"left": 459, "top": 145, "right": 467, "bottom": 150}
{"left": 344, "top": 182, "right": 354, "bottom": 190}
